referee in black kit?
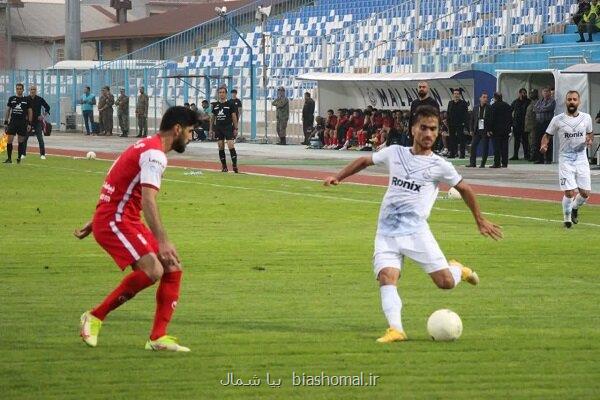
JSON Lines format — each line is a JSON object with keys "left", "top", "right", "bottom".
{"left": 4, "top": 83, "right": 32, "bottom": 164}
{"left": 210, "top": 86, "right": 239, "bottom": 173}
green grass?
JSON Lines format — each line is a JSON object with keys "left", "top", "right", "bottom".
{"left": 1, "top": 156, "right": 599, "bottom": 400}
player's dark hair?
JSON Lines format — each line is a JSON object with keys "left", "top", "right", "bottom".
{"left": 480, "top": 90, "right": 488, "bottom": 97}
{"left": 327, "top": 109, "right": 334, "bottom": 114}
{"left": 411, "top": 105, "right": 440, "bottom": 127}
{"left": 231, "top": 89, "right": 237, "bottom": 94}
{"left": 452, "top": 88, "right": 460, "bottom": 94}
{"left": 519, "top": 87, "right": 527, "bottom": 94}
{"left": 85, "top": 86, "right": 91, "bottom": 90}
{"left": 493, "top": 92, "right": 503, "bottom": 101}
{"left": 566, "top": 90, "right": 580, "bottom": 98}
{"left": 218, "top": 86, "right": 227, "bottom": 92}
{"left": 305, "top": 92, "right": 311, "bottom": 97}
{"left": 160, "top": 106, "right": 198, "bottom": 131}
{"left": 16, "top": 83, "right": 24, "bottom": 89}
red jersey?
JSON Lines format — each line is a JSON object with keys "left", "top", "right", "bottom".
{"left": 94, "top": 135, "right": 167, "bottom": 224}
{"left": 352, "top": 115, "right": 365, "bottom": 130}
{"left": 326, "top": 115, "right": 338, "bottom": 129}
{"left": 373, "top": 115, "right": 384, "bottom": 128}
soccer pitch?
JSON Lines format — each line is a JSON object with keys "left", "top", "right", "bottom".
{"left": 1, "top": 156, "right": 599, "bottom": 400}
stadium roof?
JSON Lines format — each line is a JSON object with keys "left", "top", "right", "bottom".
{"left": 297, "top": 71, "right": 495, "bottom": 82}
{"left": 10, "top": 2, "right": 146, "bottom": 40}
{"left": 76, "top": 0, "right": 253, "bottom": 41}
{"left": 562, "top": 64, "right": 600, "bottom": 74}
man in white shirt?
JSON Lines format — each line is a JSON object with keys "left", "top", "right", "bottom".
{"left": 541, "top": 90, "right": 594, "bottom": 228}
{"left": 324, "top": 105, "right": 503, "bottom": 343}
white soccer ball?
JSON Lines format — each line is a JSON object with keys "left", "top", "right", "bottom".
{"left": 86, "top": 151, "right": 97, "bottom": 160}
{"left": 427, "top": 309, "right": 463, "bottom": 341}
{"left": 447, "top": 187, "right": 461, "bottom": 199}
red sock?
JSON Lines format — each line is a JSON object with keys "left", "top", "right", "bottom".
{"left": 91, "top": 269, "right": 154, "bottom": 321}
{"left": 358, "top": 131, "right": 365, "bottom": 146}
{"left": 150, "top": 270, "right": 182, "bottom": 340}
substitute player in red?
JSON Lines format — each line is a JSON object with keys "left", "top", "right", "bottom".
{"left": 74, "top": 106, "right": 197, "bottom": 352}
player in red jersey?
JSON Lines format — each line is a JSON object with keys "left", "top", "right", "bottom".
{"left": 74, "top": 106, "right": 197, "bottom": 352}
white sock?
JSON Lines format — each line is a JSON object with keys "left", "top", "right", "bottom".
{"left": 562, "top": 196, "right": 573, "bottom": 221}
{"left": 380, "top": 285, "right": 403, "bottom": 331}
{"left": 572, "top": 194, "right": 587, "bottom": 210}
{"left": 448, "top": 265, "right": 462, "bottom": 287}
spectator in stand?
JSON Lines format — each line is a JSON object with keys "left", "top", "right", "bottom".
{"left": 447, "top": 89, "right": 469, "bottom": 159}
{"left": 578, "top": 0, "right": 599, "bottom": 42}
{"left": 510, "top": 88, "right": 531, "bottom": 160}
{"left": 272, "top": 87, "right": 289, "bottom": 145}
{"left": 324, "top": 109, "right": 338, "bottom": 148}
{"left": 334, "top": 109, "right": 350, "bottom": 150}
{"left": 487, "top": 92, "right": 513, "bottom": 168}
{"left": 533, "top": 86, "right": 556, "bottom": 164}
{"left": 79, "top": 86, "right": 96, "bottom": 136}
{"left": 574, "top": 0, "right": 591, "bottom": 27}
{"left": 302, "top": 92, "right": 316, "bottom": 145}
{"left": 409, "top": 81, "right": 440, "bottom": 143}
{"left": 524, "top": 89, "right": 539, "bottom": 161}
{"left": 467, "top": 91, "right": 491, "bottom": 168}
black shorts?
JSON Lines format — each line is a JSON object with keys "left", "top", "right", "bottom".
{"left": 7, "top": 121, "right": 28, "bottom": 136}
{"left": 215, "top": 125, "right": 234, "bottom": 141}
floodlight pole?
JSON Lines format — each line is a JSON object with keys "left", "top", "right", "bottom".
{"left": 218, "top": 12, "right": 257, "bottom": 140}
{"left": 260, "top": 13, "right": 268, "bottom": 143}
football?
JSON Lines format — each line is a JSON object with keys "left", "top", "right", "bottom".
{"left": 447, "top": 187, "right": 462, "bottom": 199}
{"left": 86, "top": 151, "right": 97, "bottom": 160}
{"left": 427, "top": 309, "right": 463, "bottom": 341}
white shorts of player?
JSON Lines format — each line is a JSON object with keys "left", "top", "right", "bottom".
{"left": 559, "top": 159, "right": 591, "bottom": 191}
{"left": 373, "top": 229, "right": 449, "bottom": 278}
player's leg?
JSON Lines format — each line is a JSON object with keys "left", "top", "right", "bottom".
{"left": 4, "top": 134, "right": 15, "bottom": 163}
{"left": 373, "top": 235, "right": 407, "bottom": 343}
{"left": 559, "top": 162, "right": 578, "bottom": 227}
{"left": 403, "top": 229, "right": 478, "bottom": 289}
{"left": 571, "top": 164, "right": 592, "bottom": 224}
{"left": 35, "top": 121, "right": 46, "bottom": 158}
{"left": 81, "top": 254, "right": 161, "bottom": 347}
{"left": 226, "top": 136, "right": 238, "bottom": 173}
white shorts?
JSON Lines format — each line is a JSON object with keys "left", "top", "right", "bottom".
{"left": 559, "top": 159, "right": 591, "bottom": 191}
{"left": 373, "top": 229, "right": 448, "bottom": 278}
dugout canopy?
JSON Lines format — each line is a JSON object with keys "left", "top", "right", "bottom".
{"left": 296, "top": 70, "right": 496, "bottom": 116}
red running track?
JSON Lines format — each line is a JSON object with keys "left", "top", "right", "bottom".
{"left": 44, "top": 147, "right": 598, "bottom": 205}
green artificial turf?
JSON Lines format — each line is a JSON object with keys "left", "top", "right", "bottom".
{"left": 1, "top": 156, "right": 599, "bottom": 399}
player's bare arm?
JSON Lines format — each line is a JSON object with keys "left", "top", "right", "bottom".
{"left": 4, "top": 106, "right": 11, "bottom": 124}
{"left": 454, "top": 180, "right": 503, "bottom": 241}
{"left": 324, "top": 156, "right": 374, "bottom": 186}
{"left": 540, "top": 133, "right": 551, "bottom": 153}
{"left": 141, "top": 186, "right": 180, "bottom": 267}
{"left": 586, "top": 132, "right": 594, "bottom": 147}
{"left": 74, "top": 220, "right": 93, "bottom": 239}
{"left": 232, "top": 112, "right": 238, "bottom": 131}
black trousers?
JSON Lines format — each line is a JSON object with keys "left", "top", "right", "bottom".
{"left": 469, "top": 132, "right": 489, "bottom": 166}
{"left": 534, "top": 120, "right": 552, "bottom": 163}
{"left": 512, "top": 125, "right": 529, "bottom": 159}
{"left": 493, "top": 135, "right": 509, "bottom": 167}
{"left": 448, "top": 125, "right": 466, "bottom": 157}
{"left": 24, "top": 121, "right": 46, "bottom": 156}
{"left": 302, "top": 118, "right": 314, "bottom": 143}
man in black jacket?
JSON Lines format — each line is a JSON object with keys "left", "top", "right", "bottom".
{"left": 409, "top": 81, "right": 440, "bottom": 145}
{"left": 467, "top": 91, "right": 491, "bottom": 168}
{"left": 24, "top": 85, "right": 50, "bottom": 159}
{"left": 447, "top": 89, "right": 469, "bottom": 158}
{"left": 302, "top": 92, "right": 315, "bottom": 145}
{"left": 487, "top": 92, "right": 513, "bottom": 168}
{"left": 510, "top": 88, "right": 531, "bottom": 160}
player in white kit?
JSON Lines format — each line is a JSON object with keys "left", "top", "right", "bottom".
{"left": 541, "top": 90, "right": 593, "bottom": 228}
{"left": 324, "top": 105, "right": 503, "bottom": 343}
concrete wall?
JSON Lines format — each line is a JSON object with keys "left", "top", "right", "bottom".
{"left": 14, "top": 41, "right": 57, "bottom": 69}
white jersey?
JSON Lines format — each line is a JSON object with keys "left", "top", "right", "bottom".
{"left": 546, "top": 112, "right": 593, "bottom": 162}
{"left": 372, "top": 145, "right": 462, "bottom": 236}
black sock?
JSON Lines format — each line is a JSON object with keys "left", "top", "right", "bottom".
{"left": 219, "top": 149, "right": 227, "bottom": 167}
{"left": 229, "top": 148, "right": 237, "bottom": 166}
{"left": 7, "top": 143, "right": 12, "bottom": 160}
{"left": 18, "top": 142, "right": 25, "bottom": 159}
